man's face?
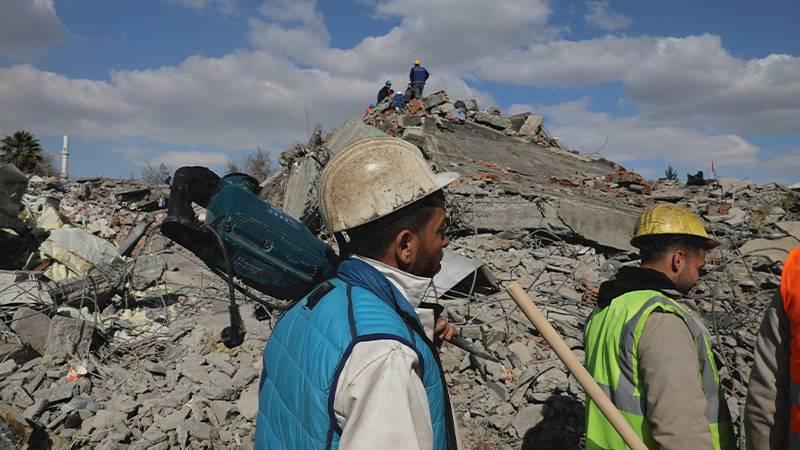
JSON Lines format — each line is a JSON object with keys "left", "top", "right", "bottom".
{"left": 674, "top": 247, "right": 706, "bottom": 294}
{"left": 407, "top": 206, "right": 449, "bottom": 278}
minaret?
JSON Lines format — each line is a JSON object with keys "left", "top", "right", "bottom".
{"left": 60, "top": 135, "right": 69, "bottom": 179}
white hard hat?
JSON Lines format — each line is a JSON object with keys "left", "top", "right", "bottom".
{"left": 319, "top": 137, "right": 459, "bottom": 232}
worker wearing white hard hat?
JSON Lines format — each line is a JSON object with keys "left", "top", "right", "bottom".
{"left": 256, "top": 137, "right": 461, "bottom": 450}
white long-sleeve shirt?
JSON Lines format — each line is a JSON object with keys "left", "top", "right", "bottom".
{"left": 332, "top": 256, "right": 458, "bottom": 450}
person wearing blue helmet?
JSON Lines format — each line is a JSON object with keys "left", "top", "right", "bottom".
{"left": 377, "top": 80, "right": 394, "bottom": 104}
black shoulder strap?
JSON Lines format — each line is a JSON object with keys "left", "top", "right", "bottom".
{"left": 304, "top": 281, "right": 335, "bottom": 310}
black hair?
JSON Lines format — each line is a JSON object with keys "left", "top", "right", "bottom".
{"left": 345, "top": 191, "right": 445, "bottom": 260}
{"left": 638, "top": 234, "right": 712, "bottom": 264}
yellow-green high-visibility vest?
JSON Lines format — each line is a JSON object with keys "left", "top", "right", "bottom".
{"left": 584, "top": 290, "right": 735, "bottom": 450}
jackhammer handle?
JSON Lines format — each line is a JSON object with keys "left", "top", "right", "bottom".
{"left": 506, "top": 282, "right": 647, "bottom": 450}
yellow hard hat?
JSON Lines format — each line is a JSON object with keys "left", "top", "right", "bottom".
{"left": 414, "top": 59, "right": 420, "bottom": 65}
{"left": 631, "top": 203, "right": 719, "bottom": 249}
{"left": 319, "top": 137, "right": 459, "bottom": 232}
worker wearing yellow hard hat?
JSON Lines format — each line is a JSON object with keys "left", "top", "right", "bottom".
{"left": 257, "top": 137, "right": 461, "bottom": 450}
{"left": 584, "top": 203, "right": 735, "bottom": 450}
{"left": 409, "top": 58, "right": 429, "bottom": 100}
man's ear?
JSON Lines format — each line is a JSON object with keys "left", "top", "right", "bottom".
{"left": 671, "top": 250, "right": 684, "bottom": 273}
{"left": 394, "top": 229, "right": 417, "bottom": 269}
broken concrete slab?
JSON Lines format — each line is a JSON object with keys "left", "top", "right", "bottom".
{"left": 11, "top": 307, "right": 51, "bottom": 355}
{"left": 777, "top": 221, "right": 800, "bottom": 241}
{"left": 281, "top": 157, "right": 320, "bottom": 221}
{"left": 456, "top": 196, "right": 568, "bottom": 233}
{"left": 45, "top": 315, "right": 95, "bottom": 359}
{"left": 739, "top": 236, "right": 800, "bottom": 263}
{"left": 326, "top": 117, "right": 386, "bottom": 155}
{"left": 718, "top": 178, "right": 754, "bottom": 195}
{"left": 422, "top": 91, "right": 449, "bottom": 110}
{"left": 557, "top": 200, "right": 638, "bottom": 252}
{"left": 474, "top": 111, "right": 513, "bottom": 131}
{"left": 39, "top": 227, "right": 121, "bottom": 278}
{"left": 433, "top": 249, "right": 499, "bottom": 297}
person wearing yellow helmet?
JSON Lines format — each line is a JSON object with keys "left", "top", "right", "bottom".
{"left": 256, "top": 137, "right": 461, "bottom": 450}
{"left": 410, "top": 58, "right": 429, "bottom": 99}
{"left": 584, "top": 203, "right": 735, "bottom": 450}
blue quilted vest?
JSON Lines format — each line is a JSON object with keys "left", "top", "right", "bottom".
{"left": 254, "top": 277, "right": 456, "bottom": 450}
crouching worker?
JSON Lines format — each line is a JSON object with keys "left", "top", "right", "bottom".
{"left": 254, "top": 136, "right": 461, "bottom": 450}
{"left": 584, "top": 204, "right": 735, "bottom": 450}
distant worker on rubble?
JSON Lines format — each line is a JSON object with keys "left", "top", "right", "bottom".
{"left": 405, "top": 82, "right": 414, "bottom": 101}
{"left": 390, "top": 90, "right": 406, "bottom": 111}
{"left": 744, "top": 247, "right": 800, "bottom": 450}
{"left": 377, "top": 80, "right": 393, "bottom": 104}
{"left": 584, "top": 203, "right": 735, "bottom": 450}
{"left": 410, "top": 59, "right": 429, "bottom": 99}
{"left": 363, "top": 103, "right": 375, "bottom": 118}
{"left": 254, "top": 136, "right": 461, "bottom": 450}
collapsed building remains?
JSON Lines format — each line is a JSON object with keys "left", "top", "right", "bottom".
{"left": 1, "top": 90, "right": 799, "bottom": 449}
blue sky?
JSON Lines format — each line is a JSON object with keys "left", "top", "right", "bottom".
{"left": 1, "top": 0, "right": 798, "bottom": 183}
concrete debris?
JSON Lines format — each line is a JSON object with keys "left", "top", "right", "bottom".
{"left": 39, "top": 227, "right": 121, "bottom": 279}
{"left": 0, "top": 88, "right": 794, "bottom": 449}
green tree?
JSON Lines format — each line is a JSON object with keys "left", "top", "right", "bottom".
{"left": 1, "top": 130, "right": 44, "bottom": 173}
{"left": 664, "top": 165, "right": 678, "bottom": 181}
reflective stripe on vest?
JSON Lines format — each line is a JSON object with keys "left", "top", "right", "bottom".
{"left": 782, "top": 248, "right": 800, "bottom": 439}
{"left": 584, "top": 290, "right": 735, "bottom": 450}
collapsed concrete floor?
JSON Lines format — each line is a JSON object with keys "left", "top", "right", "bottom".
{"left": 1, "top": 90, "right": 799, "bottom": 449}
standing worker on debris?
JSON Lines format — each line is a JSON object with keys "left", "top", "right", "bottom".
{"left": 377, "top": 80, "right": 393, "bottom": 104}
{"left": 410, "top": 59, "right": 429, "bottom": 99}
{"left": 744, "top": 247, "right": 800, "bottom": 450}
{"left": 584, "top": 203, "right": 735, "bottom": 450}
{"left": 254, "top": 136, "right": 461, "bottom": 450}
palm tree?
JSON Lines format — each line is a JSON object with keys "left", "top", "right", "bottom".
{"left": 1, "top": 130, "right": 44, "bottom": 173}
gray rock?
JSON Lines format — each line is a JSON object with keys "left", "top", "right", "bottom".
{"left": 45, "top": 315, "right": 94, "bottom": 359}
{"left": 160, "top": 405, "right": 190, "bottom": 430}
{"left": 205, "top": 353, "right": 236, "bottom": 377}
{"left": 143, "top": 360, "right": 167, "bottom": 376}
{"left": 486, "top": 380, "right": 509, "bottom": 401}
{"left": 141, "top": 425, "right": 167, "bottom": 444}
{"left": 184, "top": 420, "right": 215, "bottom": 441}
{"left": 232, "top": 364, "right": 260, "bottom": 390}
{"left": 178, "top": 360, "right": 210, "bottom": 385}
{"left": 11, "top": 308, "right": 51, "bottom": 355}
{"left": 236, "top": 383, "right": 259, "bottom": 420}
{"left": 208, "top": 400, "right": 238, "bottom": 427}
{"left": 176, "top": 424, "right": 189, "bottom": 448}
{"left": 507, "top": 341, "right": 533, "bottom": 368}
{"left": 203, "top": 385, "right": 235, "bottom": 401}
{"left": 209, "top": 370, "right": 232, "bottom": 388}
{"left": 512, "top": 404, "right": 545, "bottom": 438}
{"left": 0, "top": 359, "right": 16, "bottom": 379}
{"left": 47, "top": 382, "right": 75, "bottom": 404}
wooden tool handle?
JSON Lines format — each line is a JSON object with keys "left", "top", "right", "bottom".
{"left": 506, "top": 282, "right": 647, "bottom": 450}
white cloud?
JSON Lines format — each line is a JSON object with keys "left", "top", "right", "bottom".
{"left": 0, "top": 0, "right": 64, "bottom": 60}
{"left": 584, "top": 1, "right": 632, "bottom": 31}
{"left": 165, "top": 0, "right": 237, "bottom": 15}
{"left": 510, "top": 99, "right": 800, "bottom": 184}
{"left": 0, "top": 0, "right": 797, "bottom": 182}
{"left": 480, "top": 34, "right": 800, "bottom": 135}
{"left": 151, "top": 151, "right": 231, "bottom": 168}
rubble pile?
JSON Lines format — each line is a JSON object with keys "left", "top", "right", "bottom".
{"left": 0, "top": 88, "right": 798, "bottom": 449}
